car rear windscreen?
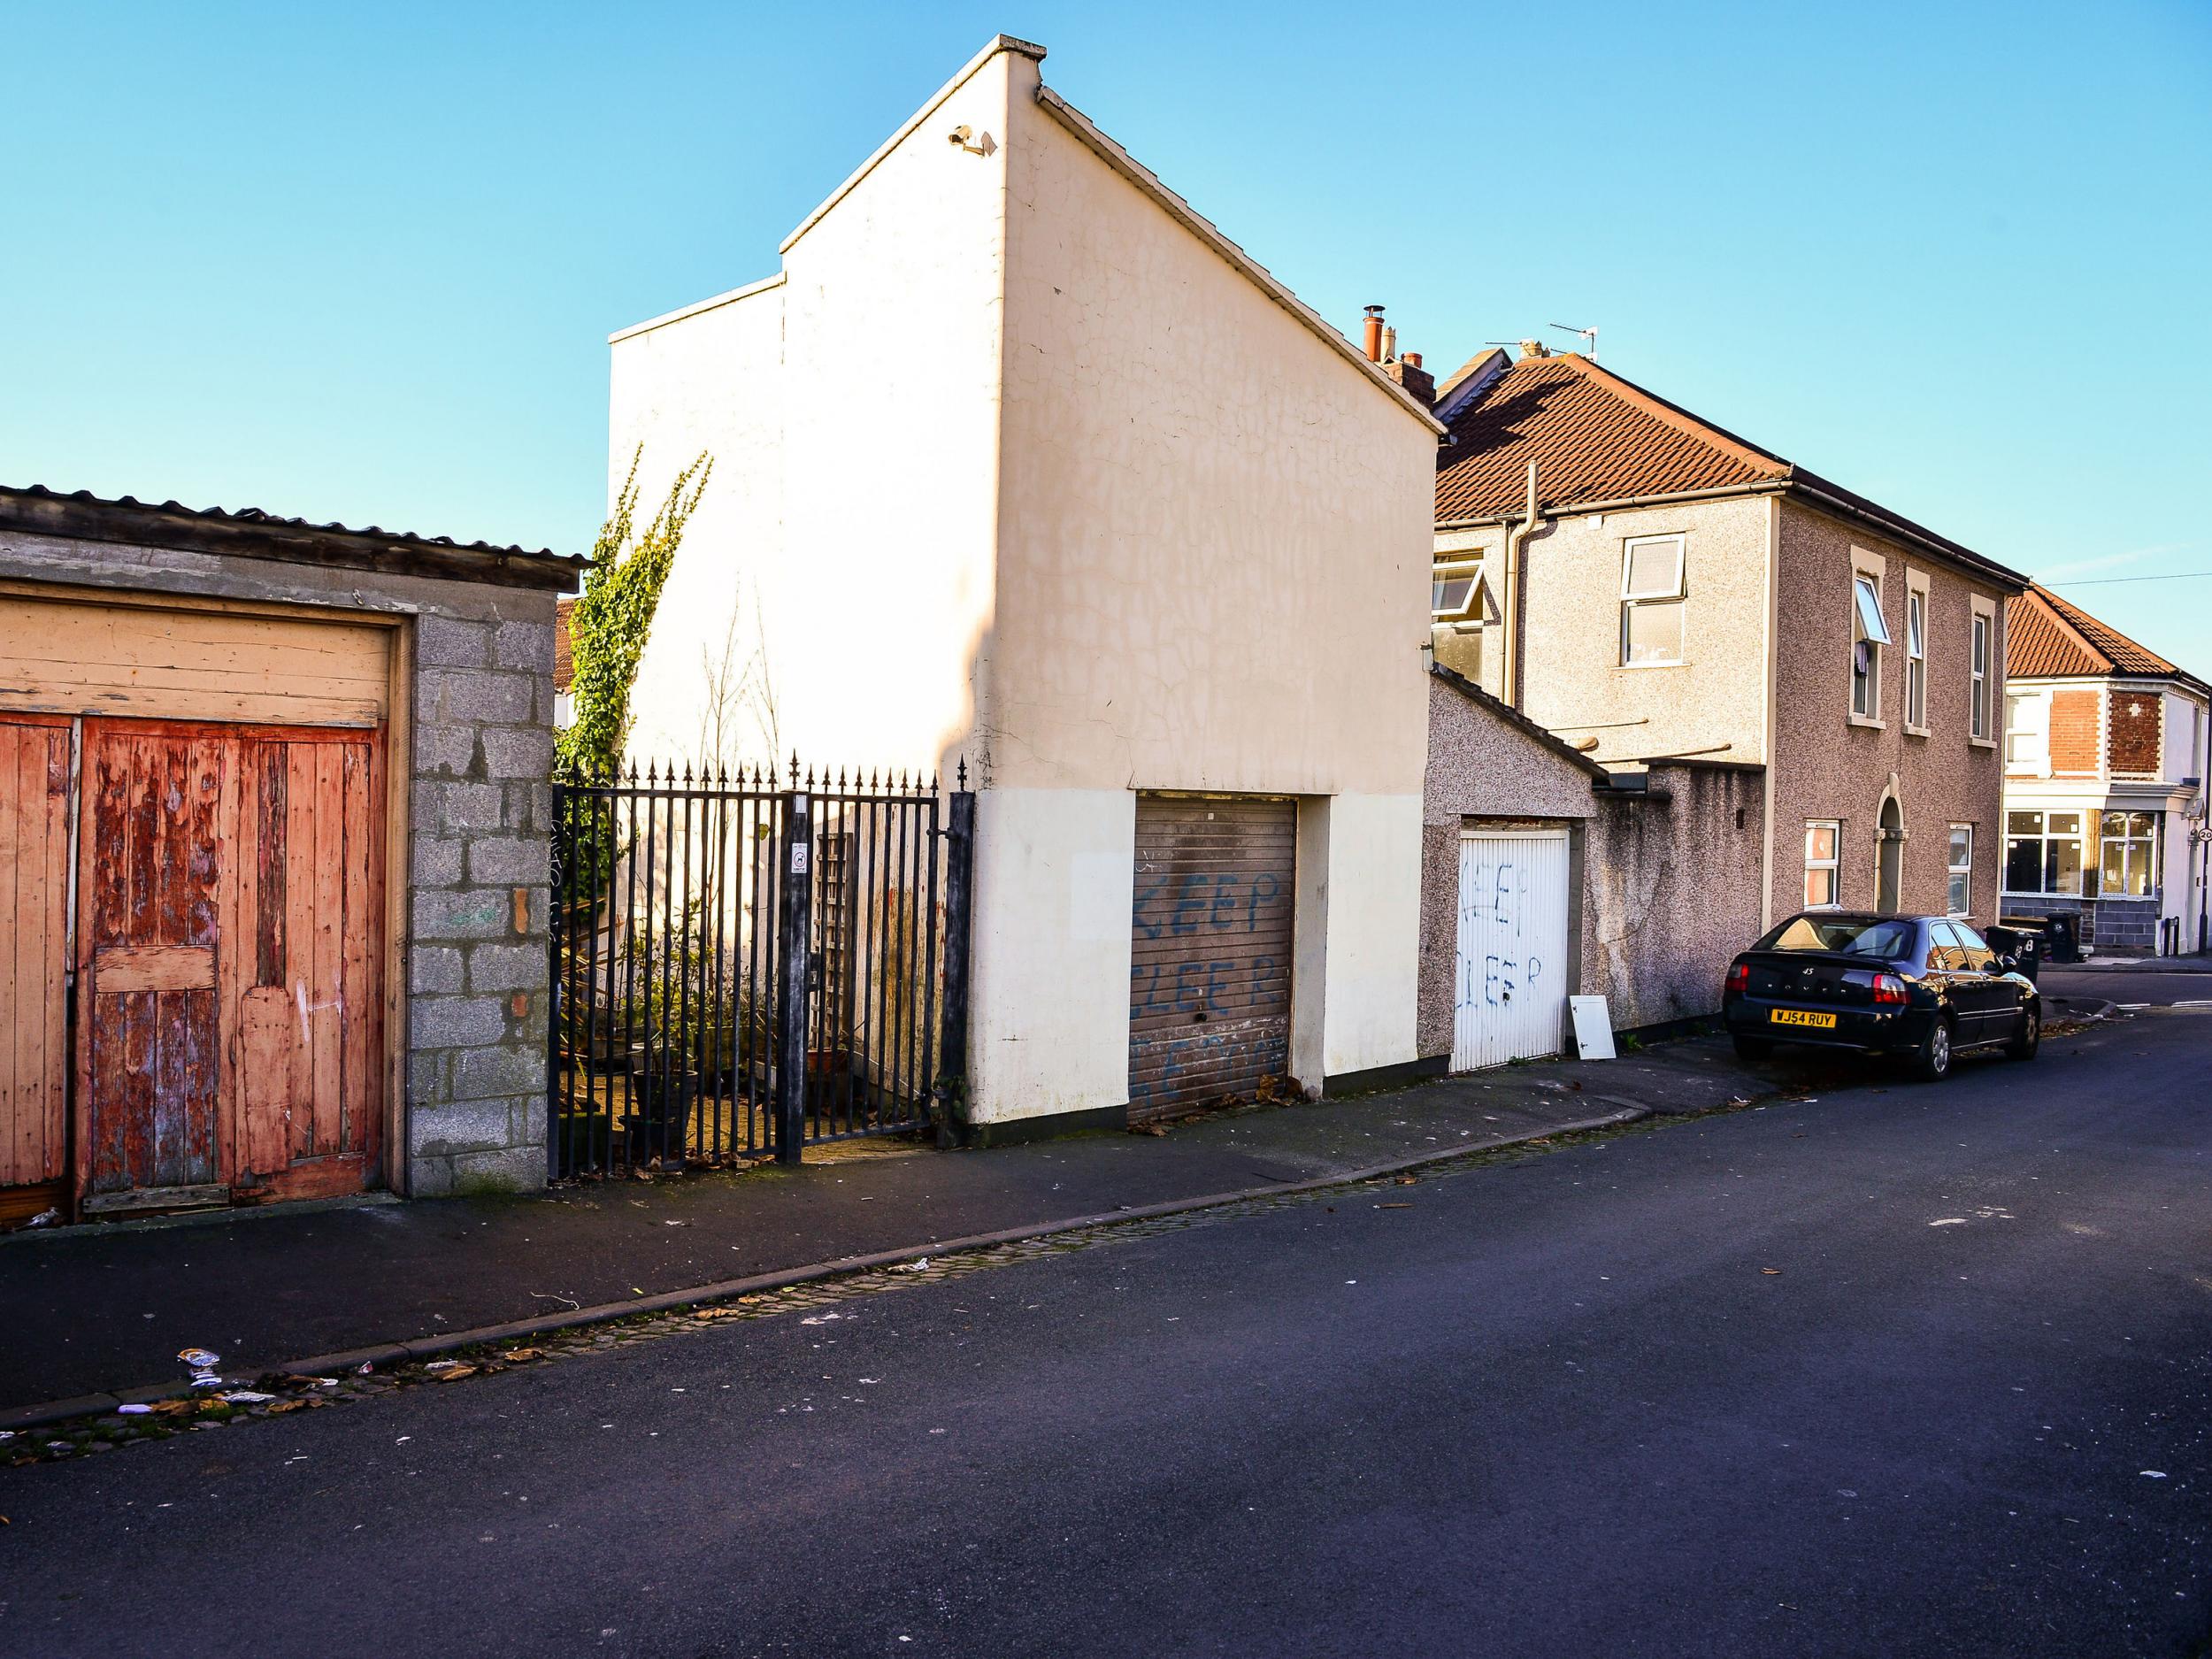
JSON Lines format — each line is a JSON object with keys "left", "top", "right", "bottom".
{"left": 1763, "top": 917, "right": 1916, "bottom": 958}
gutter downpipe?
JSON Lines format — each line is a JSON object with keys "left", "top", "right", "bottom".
{"left": 1502, "top": 460, "right": 1540, "bottom": 709}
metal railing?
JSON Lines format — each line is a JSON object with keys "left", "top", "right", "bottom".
{"left": 548, "top": 760, "right": 970, "bottom": 1178}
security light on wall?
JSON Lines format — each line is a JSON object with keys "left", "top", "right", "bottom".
{"left": 947, "top": 125, "right": 995, "bottom": 156}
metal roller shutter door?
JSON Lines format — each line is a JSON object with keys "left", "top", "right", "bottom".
{"left": 1128, "top": 795, "right": 1295, "bottom": 1121}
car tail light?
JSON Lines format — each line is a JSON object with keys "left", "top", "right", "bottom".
{"left": 1870, "top": 973, "right": 1909, "bottom": 1006}
{"left": 1725, "top": 962, "right": 1750, "bottom": 995}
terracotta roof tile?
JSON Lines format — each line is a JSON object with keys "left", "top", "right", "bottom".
{"left": 1434, "top": 354, "right": 1787, "bottom": 522}
{"left": 2008, "top": 584, "right": 2204, "bottom": 688}
{"left": 1432, "top": 354, "right": 2025, "bottom": 590}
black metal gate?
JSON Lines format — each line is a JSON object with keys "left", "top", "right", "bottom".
{"left": 547, "top": 760, "right": 972, "bottom": 1177}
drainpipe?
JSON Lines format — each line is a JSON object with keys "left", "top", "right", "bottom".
{"left": 1501, "top": 460, "right": 1540, "bottom": 708}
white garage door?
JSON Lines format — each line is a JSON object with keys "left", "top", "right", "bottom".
{"left": 1453, "top": 827, "right": 1571, "bottom": 1071}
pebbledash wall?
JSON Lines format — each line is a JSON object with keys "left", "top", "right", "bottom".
{"left": 1772, "top": 501, "right": 2011, "bottom": 926}
{"left": 0, "top": 491, "right": 580, "bottom": 1198}
{"left": 1418, "top": 668, "right": 1764, "bottom": 1059}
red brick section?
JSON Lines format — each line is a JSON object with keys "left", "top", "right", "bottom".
{"left": 553, "top": 598, "right": 575, "bottom": 693}
{"left": 2108, "top": 690, "right": 2162, "bottom": 775}
{"left": 2049, "top": 688, "right": 2101, "bottom": 774}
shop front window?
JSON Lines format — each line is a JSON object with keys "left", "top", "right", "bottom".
{"left": 2004, "top": 810, "right": 2085, "bottom": 895}
{"left": 2099, "top": 810, "right": 2159, "bottom": 897}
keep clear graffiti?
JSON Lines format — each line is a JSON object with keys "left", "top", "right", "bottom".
{"left": 1457, "top": 854, "right": 1542, "bottom": 1013}
{"left": 1131, "top": 870, "right": 1284, "bottom": 1018}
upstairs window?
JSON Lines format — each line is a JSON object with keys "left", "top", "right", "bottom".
{"left": 1432, "top": 561, "right": 1486, "bottom": 620}
{"left": 1851, "top": 573, "right": 1889, "bottom": 718}
{"left": 1905, "top": 587, "right": 1928, "bottom": 730}
{"left": 1970, "top": 610, "right": 1993, "bottom": 740}
{"left": 1803, "top": 820, "right": 1841, "bottom": 909}
{"left": 2005, "top": 691, "right": 2048, "bottom": 772}
{"left": 1620, "top": 534, "right": 1686, "bottom": 666}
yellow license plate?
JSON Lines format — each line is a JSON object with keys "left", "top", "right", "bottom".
{"left": 1770, "top": 1010, "right": 1837, "bottom": 1029}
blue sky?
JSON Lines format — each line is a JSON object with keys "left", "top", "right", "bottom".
{"left": 6, "top": 2, "right": 2208, "bottom": 664}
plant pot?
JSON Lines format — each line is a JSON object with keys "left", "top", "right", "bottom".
{"left": 626, "top": 1067, "right": 699, "bottom": 1164}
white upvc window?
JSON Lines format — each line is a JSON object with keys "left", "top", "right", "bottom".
{"left": 1947, "top": 824, "right": 1973, "bottom": 916}
{"left": 1619, "top": 534, "right": 1686, "bottom": 666}
{"left": 1904, "top": 572, "right": 1929, "bottom": 733}
{"left": 1432, "top": 561, "right": 1486, "bottom": 621}
{"left": 2005, "top": 691, "right": 2048, "bottom": 773}
{"left": 1804, "top": 820, "right": 1842, "bottom": 910}
{"left": 1969, "top": 604, "right": 1995, "bottom": 742}
{"left": 1851, "top": 571, "right": 1889, "bottom": 720}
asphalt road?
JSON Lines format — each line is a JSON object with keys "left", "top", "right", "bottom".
{"left": 3, "top": 1010, "right": 2207, "bottom": 1658}
{"left": 2046, "top": 964, "right": 2212, "bottom": 1009}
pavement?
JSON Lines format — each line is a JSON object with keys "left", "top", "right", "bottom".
{"left": 0, "top": 1002, "right": 2202, "bottom": 1656}
{"left": 0, "top": 1031, "right": 1847, "bottom": 1419}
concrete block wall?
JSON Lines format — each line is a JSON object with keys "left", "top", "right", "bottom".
{"left": 403, "top": 606, "right": 561, "bottom": 1196}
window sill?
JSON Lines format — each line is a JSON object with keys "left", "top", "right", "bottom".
{"left": 1616, "top": 659, "right": 1687, "bottom": 671}
{"left": 1970, "top": 736, "right": 1997, "bottom": 751}
{"left": 1904, "top": 724, "right": 1931, "bottom": 740}
{"left": 1847, "top": 712, "right": 1886, "bottom": 730}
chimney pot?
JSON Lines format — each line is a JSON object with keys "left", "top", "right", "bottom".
{"left": 1362, "top": 303, "right": 1386, "bottom": 363}
{"left": 1519, "top": 339, "right": 1548, "bottom": 358}
{"left": 1403, "top": 352, "right": 1422, "bottom": 369}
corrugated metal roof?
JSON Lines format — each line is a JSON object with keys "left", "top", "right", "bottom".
{"left": 0, "top": 483, "right": 585, "bottom": 591}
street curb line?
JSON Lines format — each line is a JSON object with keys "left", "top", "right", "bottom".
{"left": 2047, "top": 997, "right": 2119, "bottom": 1024}
{"left": 0, "top": 1103, "right": 1659, "bottom": 1435}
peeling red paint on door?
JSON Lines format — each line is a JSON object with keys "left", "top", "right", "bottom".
{"left": 74, "top": 720, "right": 383, "bottom": 1209}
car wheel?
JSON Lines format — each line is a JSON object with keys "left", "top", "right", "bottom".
{"left": 1732, "top": 1033, "right": 1775, "bottom": 1061}
{"left": 2006, "top": 1003, "right": 2040, "bottom": 1061}
{"left": 1910, "top": 1017, "right": 1955, "bottom": 1083}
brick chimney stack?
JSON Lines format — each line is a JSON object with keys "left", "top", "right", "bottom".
{"left": 1385, "top": 350, "right": 1435, "bottom": 407}
{"left": 1357, "top": 304, "right": 1435, "bottom": 404}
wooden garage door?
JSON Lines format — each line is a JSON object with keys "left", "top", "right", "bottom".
{"left": 1128, "top": 795, "right": 1295, "bottom": 1122}
{"left": 0, "top": 591, "right": 389, "bottom": 726}
{"left": 0, "top": 717, "right": 72, "bottom": 1198}
{"left": 76, "top": 719, "right": 383, "bottom": 1210}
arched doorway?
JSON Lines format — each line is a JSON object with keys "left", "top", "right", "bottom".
{"left": 1877, "top": 796, "right": 1905, "bottom": 915}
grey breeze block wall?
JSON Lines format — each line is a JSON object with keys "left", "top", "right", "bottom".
{"left": 405, "top": 601, "right": 561, "bottom": 1195}
{"left": 0, "top": 519, "right": 572, "bottom": 1199}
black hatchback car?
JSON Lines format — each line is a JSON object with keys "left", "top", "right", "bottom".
{"left": 1721, "top": 912, "right": 2041, "bottom": 1081}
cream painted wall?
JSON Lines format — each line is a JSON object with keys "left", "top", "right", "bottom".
{"left": 608, "top": 37, "right": 1439, "bottom": 1125}
{"left": 611, "top": 49, "right": 1015, "bottom": 780}
{"left": 1315, "top": 794, "right": 1425, "bottom": 1074}
{"left": 1512, "top": 495, "right": 1773, "bottom": 767}
{"left": 609, "top": 281, "right": 786, "bottom": 764}
{"left": 992, "top": 58, "right": 1433, "bottom": 800}
{"left": 967, "top": 787, "right": 1135, "bottom": 1120}
{"left": 991, "top": 53, "right": 1433, "bottom": 1096}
